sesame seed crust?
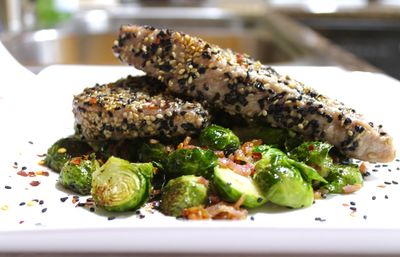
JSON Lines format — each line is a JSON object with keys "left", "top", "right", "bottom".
{"left": 112, "top": 25, "right": 395, "bottom": 163}
{"left": 73, "top": 75, "right": 210, "bottom": 140}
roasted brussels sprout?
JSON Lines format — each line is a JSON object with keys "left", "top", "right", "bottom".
{"left": 59, "top": 155, "right": 100, "bottom": 195}
{"left": 166, "top": 148, "right": 218, "bottom": 177}
{"left": 253, "top": 145, "right": 326, "bottom": 208}
{"left": 233, "top": 124, "right": 288, "bottom": 149}
{"left": 213, "top": 166, "right": 266, "bottom": 208}
{"left": 254, "top": 145, "right": 326, "bottom": 183}
{"left": 44, "top": 137, "right": 93, "bottom": 172}
{"left": 160, "top": 175, "right": 208, "bottom": 217}
{"left": 138, "top": 141, "right": 169, "bottom": 168}
{"left": 91, "top": 156, "right": 153, "bottom": 212}
{"left": 321, "top": 164, "right": 363, "bottom": 193}
{"left": 289, "top": 141, "right": 334, "bottom": 177}
{"left": 254, "top": 158, "right": 313, "bottom": 208}
{"left": 199, "top": 125, "right": 240, "bottom": 152}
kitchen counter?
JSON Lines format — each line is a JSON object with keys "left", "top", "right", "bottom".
{"left": 0, "top": 3, "right": 380, "bottom": 74}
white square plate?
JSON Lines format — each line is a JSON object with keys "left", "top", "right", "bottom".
{"left": 1, "top": 65, "right": 400, "bottom": 254}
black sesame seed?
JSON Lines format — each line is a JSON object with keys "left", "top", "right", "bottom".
{"left": 22, "top": 166, "right": 27, "bottom": 171}
{"left": 363, "top": 215, "right": 367, "bottom": 220}
{"left": 392, "top": 180, "right": 398, "bottom": 185}
{"left": 39, "top": 200, "right": 44, "bottom": 205}
{"left": 385, "top": 195, "right": 389, "bottom": 199}
{"left": 19, "top": 202, "right": 25, "bottom": 206}
{"left": 28, "top": 141, "right": 33, "bottom": 144}
{"left": 89, "top": 207, "right": 95, "bottom": 212}
{"left": 139, "top": 214, "right": 145, "bottom": 219}
{"left": 372, "top": 196, "right": 376, "bottom": 200}
{"left": 250, "top": 216, "right": 255, "bottom": 221}
{"left": 4, "top": 185, "right": 11, "bottom": 189}
{"left": 41, "top": 208, "right": 47, "bottom": 213}
{"left": 60, "top": 197, "right": 68, "bottom": 202}
{"left": 343, "top": 118, "right": 352, "bottom": 125}
{"left": 384, "top": 181, "right": 391, "bottom": 185}
{"left": 108, "top": 216, "right": 116, "bottom": 221}
{"left": 350, "top": 207, "right": 357, "bottom": 211}
{"left": 350, "top": 201, "right": 356, "bottom": 206}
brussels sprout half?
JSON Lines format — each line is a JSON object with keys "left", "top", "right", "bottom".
{"left": 160, "top": 175, "right": 208, "bottom": 217}
{"left": 213, "top": 166, "right": 267, "bottom": 208}
{"left": 91, "top": 156, "right": 153, "bottom": 212}
{"left": 59, "top": 155, "right": 100, "bottom": 195}
{"left": 44, "top": 137, "right": 93, "bottom": 172}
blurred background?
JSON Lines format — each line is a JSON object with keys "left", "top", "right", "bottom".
{"left": 0, "top": 0, "right": 399, "bottom": 79}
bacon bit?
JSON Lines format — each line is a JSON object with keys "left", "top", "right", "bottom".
{"left": 36, "top": 171, "right": 49, "bottom": 176}
{"left": 182, "top": 206, "right": 210, "bottom": 220}
{"left": 214, "top": 150, "right": 225, "bottom": 158}
{"left": 233, "top": 194, "right": 246, "bottom": 209}
{"left": 359, "top": 162, "right": 368, "bottom": 174}
{"left": 208, "top": 195, "right": 221, "bottom": 205}
{"left": 89, "top": 97, "right": 97, "bottom": 105}
{"left": 377, "top": 185, "right": 386, "bottom": 188}
{"left": 342, "top": 184, "right": 361, "bottom": 194}
{"left": 70, "top": 157, "right": 81, "bottom": 165}
{"left": 197, "top": 176, "right": 209, "bottom": 187}
{"left": 17, "top": 170, "right": 28, "bottom": 177}
{"left": 308, "top": 144, "right": 315, "bottom": 151}
{"left": 28, "top": 172, "right": 36, "bottom": 177}
{"left": 29, "top": 181, "right": 40, "bottom": 187}
{"left": 218, "top": 158, "right": 254, "bottom": 176}
{"left": 206, "top": 202, "right": 248, "bottom": 220}
{"left": 252, "top": 152, "right": 262, "bottom": 161}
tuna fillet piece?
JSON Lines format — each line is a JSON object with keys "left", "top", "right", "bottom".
{"left": 73, "top": 75, "right": 210, "bottom": 140}
{"left": 112, "top": 24, "right": 395, "bottom": 162}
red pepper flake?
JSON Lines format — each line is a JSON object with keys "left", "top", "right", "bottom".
{"left": 89, "top": 97, "right": 97, "bottom": 105}
{"left": 17, "top": 170, "right": 28, "bottom": 177}
{"left": 28, "top": 172, "right": 36, "bottom": 177}
{"left": 308, "top": 144, "right": 315, "bottom": 151}
{"left": 70, "top": 157, "right": 81, "bottom": 165}
{"left": 29, "top": 181, "right": 40, "bottom": 187}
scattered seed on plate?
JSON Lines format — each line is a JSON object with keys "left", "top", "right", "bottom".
{"left": 363, "top": 215, "right": 368, "bottom": 220}
{"left": 107, "top": 216, "right": 116, "bottom": 221}
{"left": 29, "top": 181, "right": 40, "bottom": 187}
{"left": 19, "top": 202, "right": 26, "bottom": 206}
{"left": 314, "top": 217, "right": 326, "bottom": 222}
{"left": 392, "top": 180, "right": 398, "bottom": 185}
{"left": 41, "top": 208, "right": 47, "bottom": 213}
{"left": 350, "top": 207, "right": 357, "bottom": 211}
{"left": 28, "top": 141, "right": 33, "bottom": 144}
{"left": 384, "top": 181, "right": 392, "bottom": 185}
{"left": 385, "top": 195, "right": 389, "bottom": 199}
{"left": 250, "top": 216, "right": 255, "bottom": 221}
{"left": 372, "top": 196, "right": 376, "bottom": 200}
{"left": 350, "top": 201, "right": 356, "bottom": 206}
{"left": 19, "top": 220, "right": 24, "bottom": 224}
{"left": 4, "top": 185, "right": 12, "bottom": 189}
{"left": 60, "top": 196, "right": 68, "bottom": 202}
